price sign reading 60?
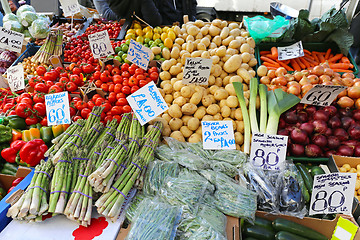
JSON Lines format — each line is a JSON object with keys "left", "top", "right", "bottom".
{"left": 45, "top": 92, "right": 71, "bottom": 126}
{"left": 301, "top": 85, "right": 347, "bottom": 107}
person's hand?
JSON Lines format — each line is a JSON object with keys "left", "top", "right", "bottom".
{"left": 9, "top": 0, "right": 18, "bottom": 13}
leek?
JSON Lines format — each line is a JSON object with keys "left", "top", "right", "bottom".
{"left": 259, "top": 84, "right": 268, "bottom": 133}
{"left": 266, "top": 88, "right": 300, "bottom": 135}
{"left": 0, "top": 0, "right": 12, "bottom": 15}
{"left": 233, "top": 82, "right": 251, "bottom": 154}
{"left": 249, "top": 78, "right": 259, "bottom": 134}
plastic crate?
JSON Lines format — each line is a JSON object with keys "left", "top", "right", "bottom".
{"left": 255, "top": 42, "right": 359, "bottom": 75}
{"left": 11, "top": 43, "right": 40, "bottom": 67}
{"left": 286, "top": 156, "right": 329, "bottom": 163}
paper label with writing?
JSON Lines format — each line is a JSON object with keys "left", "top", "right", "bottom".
{"left": 301, "top": 85, "right": 347, "bottom": 107}
{"left": 127, "top": 81, "right": 168, "bottom": 125}
{"left": 0, "top": 27, "right": 24, "bottom": 53}
{"left": 126, "top": 39, "right": 151, "bottom": 70}
{"left": 309, "top": 172, "right": 356, "bottom": 216}
{"left": 278, "top": 41, "right": 304, "bottom": 60}
{"left": 88, "top": 30, "right": 114, "bottom": 59}
{"left": 201, "top": 121, "right": 236, "bottom": 150}
{"left": 332, "top": 217, "right": 358, "bottom": 240}
{"left": 45, "top": 92, "right": 71, "bottom": 126}
{"left": 250, "top": 133, "right": 288, "bottom": 170}
{"left": 7, "top": 64, "right": 24, "bottom": 92}
{"left": 60, "top": 0, "right": 81, "bottom": 17}
{"left": 182, "top": 57, "right": 212, "bottom": 85}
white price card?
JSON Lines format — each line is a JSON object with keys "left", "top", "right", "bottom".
{"left": 7, "top": 64, "right": 24, "bottom": 92}
{"left": 127, "top": 81, "right": 168, "bottom": 125}
{"left": 0, "top": 27, "right": 24, "bottom": 53}
{"left": 309, "top": 172, "right": 356, "bottom": 216}
{"left": 126, "top": 39, "right": 151, "bottom": 70}
{"left": 45, "top": 91, "right": 71, "bottom": 126}
{"left": 182, "top": 57, "right": 212, "bottom": 85}
{"left": 59, "top": 0, "right": 81, "bottom": 17}
{"left": 301, "top": 85, "right": 347, "bottom": 107}
{"left": 201, "top": 121, "right": 236, "bottom": 150}
{"left": 278, "top": 41, "right": 304, "bottom": 60}
{"left": 88, "top": 30, "right": 114, "bottom": 59}
{"left": 250, "top": 133, "right": 288, "bottom": 170}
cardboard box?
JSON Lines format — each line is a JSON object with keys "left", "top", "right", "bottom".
{"left": 0, "top": 166, "right": 33, "bottom": 231}
{"left": 116, "top": 215, "right": 240, "bottom": 240}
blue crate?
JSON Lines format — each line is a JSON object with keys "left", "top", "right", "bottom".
{"left": 11, "top": 43, "right": 40, "bottom": 67}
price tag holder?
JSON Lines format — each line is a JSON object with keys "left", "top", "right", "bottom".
{"left": 277, "top": 41, "right": 304, "bottom": 60}
{"left": 45, "top": 91, "right": 71, "bottom": 126}
{"left": 332, "top": 217, "right": 359, "bottom": 240}
{"left": 301, "top": 85, "right": 347, "bottom": 106}
{"left": 127, "top": 81, "right": 168, "bottom": 125}
{"left": 250, "top": 133, "right": 288, "bottom": 170}
{"left": 182, "top": 57, "right": 212, "bottom": 85}
{"left": 126, "top": 39, "right": 151, "bottom": 70}
{"left": 88, "top": 30, "right": 114, "bottom": 59}
{"left": 309, "top": 172, "right": 356, "bottom": 216}
{"left": 7, "top": 64, "right": 24, "bottom": 92}
{"left": 201, "top": 121, "right": 236, "bottom": 150}
{"left": 59, "top": 0, "right": 81, "bottom": 17}
{"left": 0, "top": 27, "right": 24, "bottom": 53}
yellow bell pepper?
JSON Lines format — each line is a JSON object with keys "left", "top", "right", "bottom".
{"left": 22, "top": 130, "right": 31, "bottom": 142}
{"left": 29, "top": 128, "right": 40, "bottom": 140}
{"left": 52, "top": 125, "right": 64, "bottom": 138}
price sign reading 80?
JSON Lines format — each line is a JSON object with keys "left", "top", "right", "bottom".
{"left": 301, "top": 85, "right": 347, "bottom": 107}
{"left": 88, "top": 30, "right": 114, "bottom": 59}
{"left": 45, "top": 92, "right": 71, "bottom": 126}
{"left": 252, "top": 148, "right": 280, "bottom": 168}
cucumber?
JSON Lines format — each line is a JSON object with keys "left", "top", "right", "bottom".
{"left": 272, "top": 218, "right": 327, "bottom": 240}
{"left": 275, "top": 231, "right": 308, "bottom": 240}
{"left": 0, "top": 169, "right": 16, "bottom": 176}
{"left": 243, "top": 224, "right": 275, "bottom": 240}
{"left": 296, "top": 163, "right": 313, "bottom": 193}
{"left": 3, "top": 163, "right": 18, "bottom": 172}
{"left": 310, "top": 166, "right": 325, "bottom": 177}
{"left": 253, "top": 216, "right": 273, "bottom": 231}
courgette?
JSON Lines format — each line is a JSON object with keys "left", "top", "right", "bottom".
{"left": 253, "top": 216, "right": 273, "bottom": 231}
{"left": 0, "top": 169, "right": 16, "bottom": 176}
{"left": 3, "top": 163, "right": 18, "bottom": 172}
{"left": 272, "top": 218, "right": 327, "bottom": 240}
{"left": 310, "top": 166, "right": 325, "bottom": 177}
{"left": 243, "top": 224, "right": 275, "bottom": 240}
{"left": 296, "top": 163, "right": 313, "bottom": 193}
{"left": 275, "top": 231, "right": 308, "bottom": 240}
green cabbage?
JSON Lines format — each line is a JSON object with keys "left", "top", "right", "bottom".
{"left": 37, "top": 14, "right": 51, "bottom": 25}
{"left": 3, "top": 20, "right": 24, "bottom": 33}
{"left": 28, "top": 19, "right": 50, "bottom": 39}
{"left": 20, "top": 11, "right": 38, "bottom": 27}
{"left": 16, "top": 4, "right": 36, "bottom": 18}
{"left": 23, "top": 29, "right": 31, "bottom": 38}
{"left": 3, "top": 13, "right": 18, "bottom": 23}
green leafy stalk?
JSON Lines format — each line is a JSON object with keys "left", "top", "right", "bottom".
{"left": 258, "top": 84, "right": 268, "bottom": 133}
{"left": 249, "top": 78, "right": 259, "bottom": 134}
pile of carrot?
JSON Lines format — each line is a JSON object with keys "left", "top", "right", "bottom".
{"left": 260, "top": 47, "right": 354, "bottom": 72}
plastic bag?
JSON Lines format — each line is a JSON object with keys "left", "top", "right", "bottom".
{"left": 210, "top": 161, "right": 238, "bottom": 177}
{"left": 179, "top": 169, "right": 215, "bottom": 194}
{"left": 125, "top": 193, "right": 147, "bottom": 222}
{"left": 244, "top": 15, "right": 289, "bottom": 43}
{"left": 211, "top": 149, "right": 247, "bottom": 166}
{"left": 173, "top": 150, "right": 209, "bottom": 170}
{"left": 155, "top": 144, "right": 176, "bottom": 162}
{"left": 187, "top": 141, "right": 214, "bottom": 160}
{"left": 126, "top": 197, "right": 182, "bottom": 240}
{"left": 164, "top": 137, "right": 188, "bottom": 151}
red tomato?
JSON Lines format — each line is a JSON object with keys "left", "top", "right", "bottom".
{"left": 81, "top": 63, "right": 94, "bottom": 74}
{"left": 92, "top": 94, "right": 102, "bottom": 102}
{"left": 100, "top": 83, "right": 108, "bottom": 92}
{"left": 122, "top": 105, "right": 131, "bottom": 113}
{"left": 72, "top": 96, "right": 82, "bottom": 102}
{"left": 21, "top": 97, "right": 33, "bottom": 106}
{"left": 36, "top": 66, "right": 46, "bottom": 76}
{"left": 148, "top": 66, "right": 158, "bottom": 73}
{"left": 48, "top": 85, "right": 63, "bottom": 93}
{"left": 139, "top": 80, "right": 147, "bottom": 88}
{"left": 72, "top": 67, "right": 82, "bottom": 75}
{"left": 59, "top": 77, "right": 69, "bottom": 84}
{"left": 108, "top": 83, "right": 115, "bottom": 92}
{"left": 73, "top": 116, "right": 83, "bottom": 121}
{"left": 116, "top": 92, "right": 126, "bottom": 99}
{"left": 34, "top": 83, "right": 48, "bottom": 93}
{"left": 113, "top": 75, "right": 123, "bottom": 84}
{"left": 81, "top": 108, "right": 91, "bottom": 118}
{"left": 104, "top": 115, "right": 113, "bottom": 123}
{"left": 121, "top": 63, "right": 129, "bottom": 72}
{"left": 128, "top": 64, "right": 137, "bottom": 75}
{"left": 93, "top": 71, "right": 101, "bottom": 80}
{"left": 33, "top": 102, "right": 46, "bottom": 117}
{"left": 112, "top": 114, "right": 122, "bottom": 123}
{"left": 100, "top": 72, "right": 111, "bottom": 82}
{"left": 33, "top": 93, "right": 45, "bottom": 103}
{"left": 101, "top": 102, "right": 112, "bottom": 112}
{"left": 69, "top": 106, "right": 77, "bottom": 116}
{"left": 111, "top": 66, "right": 121, "bottom": 75}
{"left": 87, "top": 101, "right": 95, "bottom": 110}
{"left": 116, "top": 97, "right": 127, "bottom": 106}
{"left": 131, "top": 85, "right": 139, "bottom": 93}
{"left": 114, "top": 83, "right": 123, "bottom": 93}
{"left": 95, "top": 80, "right": 102, "bottom": 88}
{"left": 121, "top": 85, "right": 131, "bottom": 95}
{"left": 3, "top": 103, "right": 14, "bottom": 113}
{"left": 111, "top": 106, "right": 122, "bottom": 115}
{"left": 44, "top": 71, "right": 58, "bottom": 81}
{"left": 25, "top": 115, "right": 38, "bottom": 125}
{"left": 70, "top": 74, "right": 82, "bottom": 86}
{"left": 40, "top": 117, "right": 47, "bottom": 126}
{"left": 136, "top": 74, "right": 145, "bottom": 80}
{"left": 105, "top": 64, "right": 113, "bottom": 72}
{"left": 129, "top": 76, "right": 138, "bottom": 87}
{"left": 121, "top": 71, "right": 130, "bottom": 78}
{"left": 108, "top": 92, "right": 117, "bottom": 103}
{"left": 135, "top": 68, "right": 144, "bottom": 75}
{"left": 150, "top": 72, "right": 159, "bottom": 81}
{"left": 66, "top": 82, "right": 78, "bottom": 92}
{"left": 75, "top": 101, "right": 88, "bottom": 110}
{"left": 7, "top": 110, "right": 16, "bottom": 116}
{"left": 55, "top": 82, "right": 65, "bottom": 90}
{"left": 95, "top": 97, "right": 105, "bottom": 106}
{"left": 15, "top": 103, "right": 32, "bottom": 118}
{"left": 45, "top": 81, "right": 54, "bottom": 88}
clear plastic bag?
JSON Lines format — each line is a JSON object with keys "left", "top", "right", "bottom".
{"left": 210, "top": 161, "right": 238, "bottom": 177}
{"left": 173, "top": 150, "right": 209, "bottom": 170}
{"left": 187, "top": 141, "right": 214, "bottom": 160}
{"left": 155, "top": 144, "right": 176, "bottom": 162}
{"left": 211, "top": 149, "right": 247, "bottom": 167}
{"left": 126, "top": 197, "right": 182, "bottom": 240}
{"left": 125, "top": 193, "right": 146, "bottom": 222}
{"left": 164, "top": 137, "right": 188, "bottom": 151}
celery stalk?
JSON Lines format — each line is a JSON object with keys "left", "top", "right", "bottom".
{"left": 258, "top": 84, "right": 268, "bottom": 133}
{"left": 249, "top": 78, "right": 259, "bottom": 134}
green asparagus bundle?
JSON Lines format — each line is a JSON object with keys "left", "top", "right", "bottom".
{"left": 7, "top": 160, "right": 54, "bottom": 222}
{"left": 127, "top": 114, "right": 144, "bottom": 161}
{"left": 53, "top": 29, "right": 63, "bottom": 56}
{"left": 83, "top": 106, "right": 104, "bottom": 132}
{"left": 91, "top": 119, "right": 118, "bottom": 153}
{"left": 116, "top": 112, "right": 132, "bottom": 134}
{"left": 80, "top": 122, "right": 104, "bottom": 148}
{"left": 95, "top": 122, "right": 163, "bottom": 222}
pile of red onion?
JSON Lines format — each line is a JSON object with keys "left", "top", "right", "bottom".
{"left": 278, "top": 103, "right": 360, "bottom": 158}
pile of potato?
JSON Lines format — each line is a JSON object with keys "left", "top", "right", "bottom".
{"left": 339, "top": 163, "right": 360, "bottom": 201}
{"left": 156, "top": 19, "right": 258, "bottom": 150}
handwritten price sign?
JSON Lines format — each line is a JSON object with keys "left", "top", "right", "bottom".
{"left": 88, "top": 30, "right": 114, "bottom": 59}
{"left": 277, "top": 41, "right": 304, "bottom": 61}
{"left": 0, "top": 27, "right": 24, "bottom": 53}
{"left": 7, "top": 64, "right": 24, "bottom": 92}
{"left": 126, "top": 39, "right": 151, "bottom": 70}
{"left": 45, "top": 92, "right": 71, "bottom": 126}
{"left": 182, "top": 58, "right": 212, "bottom": 85}
{"left": 250, "top": 133, "right": 288, "bottom": 170}
{"left": 301, "top": 85, "right": 347, "bottom": 107}
{"left": 127, "top": 81, "right": 168, "bottom": 125}
{"left": 309, "top": 172, "right": 356, "bottom": 216}
{"left": 201, "top": 121, "right": 236, "bottom": 150}
{"left": 59, "top": 0, "right": 80, "bottom": 17}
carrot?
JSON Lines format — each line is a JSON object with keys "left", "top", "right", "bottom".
{"left": 261, "top": 56, "right": 279, "bottom": 66}
{"left": 328, "top": 53, "right": 343, "bottom": 62}
{"left": 329, "top": 63, "right": 354, "bottom": 69}
{"left": 290, "top": 59, "right": 301, "bottom": 71}
{"left": 317, "top": 52, "right": 325, "bottom": 63}
{"left": 331, "top": 69, "right": 354, "bottom": 73}
{"left": 305, "top": 53, "right": 315, "bottom": 60}
{"left": 271, "top": 47, "right": 278, "bottom": 58}
{"left": 324, "top": 49, "right": 331, "bottom": 60}
{"left": 329, "top": 54, "right": 334, "bottom": 59}
{"left": 283, "top": 60, "right": 290, "bottom": 65}
{"left": 295, "top": 58, "right": 305, "bottom": 69}
{"left": 264, "top": 54, "right": 278, "bottom": 61}
{"left": 299, "top": 57, "right": 310, "bottom": 69}
{"left": 260, "top": 51, "right": 271, "bottom": 55}
{"left": 312, "top": 52, "right": 320, "bottom": 64}
{"left": 304, "top": 56, "right": 318, "bottom": 65}
{"left": 263, "top": 62, "right": 280, "bottom": 68}
{"left": 276, "top": 60, "right": 294, "bottom": 71}
{"left": 304, "top": 49, "right": 312, "bottom": 55}
{"left": 267, "top": 67, "right": 278, "bottom": 70}
{"left": 340, "top": 56, "right": 351, "bottom": 64}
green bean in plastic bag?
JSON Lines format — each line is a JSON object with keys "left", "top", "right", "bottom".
{"left": 210, "top": 161, "right": 238, "bottom": 177}
{"left": 211, "top": 149, "right": 247, "bottom": 166}
{"left": 125, "top": 193, "right": 147, "bottom": 222}
{"left": 173, "top": 150, "right": 209, "bottom": 170}
{"left": 155, "top": 144, "right": 176, "bottom": 162}
{"left": 187, "top": 141, "right": 214, "bottom": 160}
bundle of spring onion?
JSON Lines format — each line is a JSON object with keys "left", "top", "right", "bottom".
{"left": 7, "top": 160, "right": 53, "bottom": 222}
{"left": 31, "top": 29, "right": 63, "bottom": 64}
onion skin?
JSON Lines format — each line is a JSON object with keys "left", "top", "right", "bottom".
{"left": 312, "top": 120, "right": 328, "bottom": 134}
{"left": 325, "top": 150, "right": 337, "bottom": 158}
{"left": 354, "top": 145, "right": 360, "bottom": 157}
{"left": 313, "top": 110, "right": 329, "bottom": 122}
{"left": 290, "top": 128, "right": 309, "bottom": 145}
{"left": 328, "top": 116, "right": 341, "bottom": 129}
{"left": 299, "top": 122, "right": 314, "bottom": 135}
{"left": 341, "top": 116, "right": 355, "bottom": 130}
{"left": 333, "top": 128, "right": 349, "bottom": 141}
{"left": 311, "top": 134, "right": 327, "bottom": 148}
{"left": 323, "top": 105, "right": 337, "bottom": 117}
{"left": 327, "top": 136, "right": 341, "bottom": 149}
{"left": 337, "top": 145, "right": 354, "bottom": 156}
{"left": 305, "top": 144, "right": 323, "bottom": 157}
{"left": 290, "top": 143, "right": 305, "bottom": 156}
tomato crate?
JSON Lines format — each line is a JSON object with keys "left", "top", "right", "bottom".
{"left": 10, "top": 43, "right": 40, "bottom": 68}
{"left": 255, "top": 42, "right": 359, "bottom": 75}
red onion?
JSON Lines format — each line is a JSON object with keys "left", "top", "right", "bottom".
{"left": 290, "top": 144, "right": 305, "bottom": 156}
{"left": 324, "top": 128, "right": 332, "bottom": 136}
{"left": 328, "top": 116, "right": 341, "bottom": 129}
{"left": 348, "top": 124, "right": 360, "bottom": 140}
{"left": 306, "top": 106, "right": 317, "bottom": 116}
{"left": 324, "top": 150, "right": 337, "bottom": 158}
{"left": 278, "top": 118, "right": 286, "bottom": 129}
{"left": 323, "top": 105, "right": 337, "bottom": 117}
{"left": 284, "top": 111, "right": 298, "bottom": 124}
{"left": 295, "top": 103, "right": 305, "bottom": 111}
{"left": 311, "top": 134, "right": 327, "bottom": 148}
{"left": 352, "top": 109, "right": 360, "bottom": 121}
{"left": 313, "top": 110, "right": 329, "bottom": 122}
{"left": 290, "top": 128, "right": 309, "bottom": 145}
{"left": 354, "top": 145, "right": 360, "bottom": 157}
{"left": 337, "top": 145, "right": 354, "bottom": 156}
{"left": 343, "top": 140, "right": 358, "bottom": 149}
{"left": 327, "top": 136, "right": 341, "bottom": 149}
{"left": 333, "top": 128, "right": 349, "bottom": 141}
{"left": 299, "top": 122, "right": 314, "bottom": 135}
{"left": 305, "top": 144, "right": 323, "bottom": 157}
{"left": 339, "top": 108, "right": 352, "bottom": 117}
{"left": 341, "top": 116, "right": 355, "bottom": 130}
{"left": 312, "top": 120, "right": 328, "bottom": 134}
{"left": 297, "top": 111, "right": 308, "bottom": 123}
{"left": 277, "top": 129, "right": 289, "bottom": 136}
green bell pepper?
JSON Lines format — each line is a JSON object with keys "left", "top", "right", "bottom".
{"left": 4, "top": 115, "right": 26, "bottom": 130}
{"left": 30, "top": 123, "right": 42, "bottom": 130}
{"left": 40, "top": 126, "right": 53, "bottom": 145}
{"left": 0, "top": 125, "right": 12, "bottom": 144}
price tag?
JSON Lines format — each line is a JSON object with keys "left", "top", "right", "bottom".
{"left": 250, "top": 133, "right": 288, "bottom": 170}
{"left": 0, "top": 27, "right": 24, "bottom": 53}
{"left": 88, "top": 30, "right": 114, "bottom": 59}
{"left": 332, "top": 217, "right": 359, "bottom": 240}
{"left": 59, "top": 0, "right": 81, "bottom": 17}
{"left": 309, "top": 172, "right": 356, "bottom": 216}
{"left": 127, "top": 81, "right": 168, "bottom": 125}
{"left": 182, "top": 57, "right": 212, "bottom": 85}
{"left": 7, "top": 64, "right": 24, "bottom": 92}
{"left": 201, "top": 121, "right": 236, "bottom": 150}
{"left": 45, "top": 91, "right": 71, "bottom": 126}
{"left": 301, "top": 85, "right": 347, "bottom": 106}
{"left": 126, "top": 39, "right": 151, "bottom": 70}
{"left": 277, "top": 41, "right": 304, "bottom": 60}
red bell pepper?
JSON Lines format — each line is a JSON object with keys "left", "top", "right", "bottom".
{"left": 1, "top": 140, "right": 26, "bottom": 163}
{"left": 19, "top": 139, "right": 48, "bottom": 167}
